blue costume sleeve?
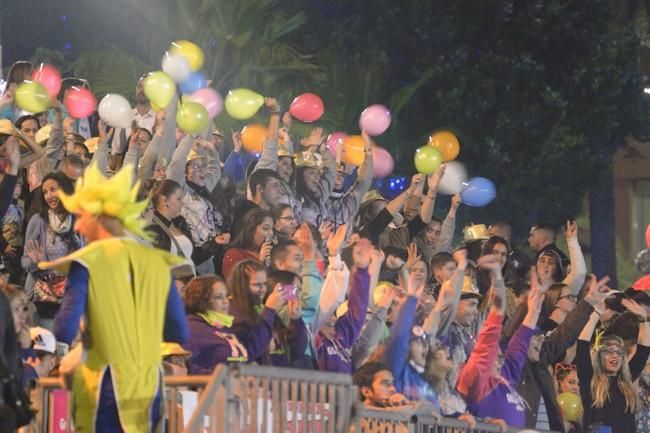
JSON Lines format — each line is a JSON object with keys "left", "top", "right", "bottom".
{"left": 163, "top": 280, "right": 189, "bottom": 344}
{"left": 54, "top": 262, "right": 89, "bottom": 345}
{"left": 334, "top": 268, "right": 370, "bottom": 348}
{"left": 383, "top": 295, "right": 417, "bottom": 381}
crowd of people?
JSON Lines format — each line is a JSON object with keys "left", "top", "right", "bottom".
{"left": 0, "top": 59, "right": 650, "bottom": 433}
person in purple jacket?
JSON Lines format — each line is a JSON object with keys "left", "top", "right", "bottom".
{"left": 183, "top": 275, "right": 285, "bottom": 374}
{"left": 228, "top": 260, "right": 306, "bottom": 366}
{"left": 457, "top": 267, "right": 544, "bottom": 428}
{"left": 316, "top": 238, "right": 373, "bottom": 373}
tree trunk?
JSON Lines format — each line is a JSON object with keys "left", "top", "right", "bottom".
{"left": 589, "top": 157, "right": 618, "bottom": 286}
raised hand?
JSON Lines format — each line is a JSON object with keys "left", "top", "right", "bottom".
{"left": 232, "top": 131, "right": 242, "bottom": 152}
{"left": 319, "top": 221, "right": 334, "bottom": 243}
{"left": 622, "top": 298, "right": 647, "bottom": 318}
{"left": 427, "top": 164, "right": 447, "bottom": 191}
{"left": 405, "top": 243, "right": 421, "bottom": 271}
{"left": 326, "top": 224, "right": 347, "bottom": 257}
{"left": 295, "top": 223, "right": 317, "bottom": 260}
{"left": 369, "top": 248, "right": 385, "bottom": 271}
{"left": 565, "top": 220, "right": 578, "bottom": 240}
{"left": 3, "top": 136, "right": 20, "bottom": 175}
{"left": 450, "top": 193, "right": 462, "bottom": 212}
{"left": 265, "top": 284, "right": 287, "bottom": 311}
{"left": 258, "top": 239, "right": 274, "bottom": 264}
{"left": 584, "top": 273, "right": 610, "bottom": 312}
{"left": 214, "top": 233, "right": 231, "bottom": 245}
{"left": 452, "top": 247, "right": 468, "bottom": 269}
{"left": 25, "top": 240, "right": 45, "bottom": 263}
{"left": 264, "top": 97, "right": 280, "bottom": 113}
{"left": 282, "top": 112, "right": 292, "bottom": 129}
{"left": 407, "top": 174, "right": 424, "bottom": 195}
{"left": 477, "top": 254, "right": 501, "bottom": 271}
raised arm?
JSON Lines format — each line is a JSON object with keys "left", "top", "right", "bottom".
{"left": 166, "top": 134, "right": 195, "bottom": 186}
{"left": 44, "top": 103, "right": 65, "bottom": 171}
{"left": 563, "top": 220, "right": 587, "bottom": 295}
{"left": 419, "top": 165, "right": 446, "bottom": 224}
{"left": 253, "top": 98, "right": 281, "bottom": 172}
{"left": 433, "top": 194, "right": 461, "bottom": 253}
{"left": 138, "top": 111, "right": 165, "bottom": 182}
{"left": 90, "top": 121, "right": 113, "bottom": 175}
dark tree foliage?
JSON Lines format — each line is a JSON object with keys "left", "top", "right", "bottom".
{"left": 294, "top": 1, "right": 644, "bottom": 279}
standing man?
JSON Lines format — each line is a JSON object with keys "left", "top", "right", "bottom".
{"left": 40, "top": 164, "right": 189, "bottom": 433}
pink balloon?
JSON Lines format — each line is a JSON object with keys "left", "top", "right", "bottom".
{"left": 372, "top": 146, "right": 394, "bottom": 177}
{"left": 289, "top": 93, "right": 324, "bottom": 123}
{"left": 646, "top": 224, "right": 650, "bottom": 248}
{"left": 64, "top": 87, "right": 97, "bottom": 119}
{"left": 190, "top": 88, "right": 223, "bottom": 119}
{"left": 359, "top": 104, "right": 391, "bottom": 136}
{"left": 326, "top": 131, "right": 348, "bottom": 157}
{"left": 32, "top": 64, "right": 62, "bottom": 100}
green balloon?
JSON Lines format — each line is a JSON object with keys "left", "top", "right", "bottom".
{"left": 176, "top": 102, "right": 209, "bottom": 134}
{"left": 225, "top": 88, "right": 264, "bottom": 120}
{"left": 414, "top": 145, "right": 442, "bottom": 174}
{"left": 15, "top": 81, "right": 51, "bottom": 113}
{"left": 143, "top": 71, "right": 176, "bottom": 109}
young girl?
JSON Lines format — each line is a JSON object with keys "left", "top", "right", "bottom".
{"left": 555, "top": 363, "right": 582, "bottom": 432}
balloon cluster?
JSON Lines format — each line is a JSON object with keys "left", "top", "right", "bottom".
{"left": 413, "top": 130, "right": 496, "bottom": 207}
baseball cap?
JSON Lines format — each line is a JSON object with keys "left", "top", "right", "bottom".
{"left": 30, "top": 326, "right": 56, "bottom": 354}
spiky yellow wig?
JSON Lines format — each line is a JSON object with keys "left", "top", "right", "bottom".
{"left": 58, "top": 163, "right": 150, "bottom": 239}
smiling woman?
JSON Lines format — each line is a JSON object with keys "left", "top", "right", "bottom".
{"left": 21, "top": 172, "right": 82, "bottom": 325}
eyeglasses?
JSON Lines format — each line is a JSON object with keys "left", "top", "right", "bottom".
{"left": 600, "top": 347, "right": 625, "bottom": 356}
{"left": 558, "top": 294, "right": 578, "bottom": 302}
{"left": 278, "top": 215, "right": 296, "bottom": 221}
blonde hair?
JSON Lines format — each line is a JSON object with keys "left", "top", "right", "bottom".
{"left": 590, "top": 337, "right": 639, "bottom": 413}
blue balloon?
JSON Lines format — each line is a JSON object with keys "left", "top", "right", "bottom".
{"left": 179, "top": 71, "right": 207, "bottom": 95}
{"left": 460, "top": 177, "right": 496, "bottom": 207}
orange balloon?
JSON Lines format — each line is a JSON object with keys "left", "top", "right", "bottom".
{"left": 241, "top": 124, "right": 267, "bottom": 153}
{"left": 343, "top": 135, "right": 365, "bottom": 166}
{"left": 428, "top": 130, "right": 460, "bottom": 162}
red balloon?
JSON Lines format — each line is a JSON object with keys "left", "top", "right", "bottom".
{"left": 646, "top": 224, "right": 650, "bottom": 248}
{"left": 32, "top": 64, "right": 62, "bottom": 99}
{"left": 64, "top": 87, "right": 97, "bottom": 119}
{"left": 289, "top": 93, "right": 324, "bottom": 123}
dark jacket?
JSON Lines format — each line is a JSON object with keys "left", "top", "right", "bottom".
{"left": 229, "top": 303, "right": 308, "bottom": 367}
{"left": 146, "top": 211, "right": 218, "bottom": 267}
{"left": 0, "top": 291, "right": 20, "bottom": 404}
{"left": 517, "top": 299, "right": 595, "bottom": 433}
{"left": 185, "top": 314, "right": 251, "bottom": 374}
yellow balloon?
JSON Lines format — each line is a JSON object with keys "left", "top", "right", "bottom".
{"left": 15, "top": 81, "right": 51, "bottom": 113}
{"left": 225, "top": 88, "right": 265, "bottom": 120}
{"left": 342, "top": 135, "right": 365, "bottom": 167}
{"left": 176, "top": 102, "right": 209, "bottom": 134}
{"left": 143, "top": 71, "right": 176, "bottom": 109}
{"left": 169, "top": 40, "right": 204, "bottom": 71}
{"left": 428, "top": 130, "right": 460, "bottom": 162}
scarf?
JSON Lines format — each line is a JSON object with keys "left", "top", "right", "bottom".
{"left": 48, "top": 210, "right": 72, "bottom": 234}
{"left": 186, "top": 180, "right": 212, "bottom": 203}
{"left": 197, "top": 310, "right": 234, "bottom": 329}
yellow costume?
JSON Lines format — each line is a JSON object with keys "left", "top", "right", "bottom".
{"left": 40, "top": 164, "right": 190, "bottom": 432}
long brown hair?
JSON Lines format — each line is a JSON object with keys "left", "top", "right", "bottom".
{"left": 590, "top": 336, "right": 639, "bottom": 413}
{"left": 227, "top": 259, "right": 266, "bottom": 323}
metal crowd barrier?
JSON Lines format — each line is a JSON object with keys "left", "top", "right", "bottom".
{"left": 27, "top": 374, "right": 211, "bottom": 433}
{"left": 185, "top": 364, "right": 357, "bottom": 433}
{"left": 27, "top": 367, "right": 560, "bottom": 433}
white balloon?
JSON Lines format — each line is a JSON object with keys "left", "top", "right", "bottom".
{"left": 98, "top": 94, "right": 133, "bottom": 129}
{"left": 438, "top": 161, "right": 468, "bottom": 195}
{"left": 162, "top": 52, "right": 191, "bottom": 83}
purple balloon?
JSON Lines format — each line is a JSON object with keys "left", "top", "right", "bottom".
{"left": 359, "top": 104, "right": 391, "bottom": 136}
{"left": 190, "top": 88, "right": 223, "bottom": 119}
{"left": 326, "top": 131, "right": 348, "bottom": 157}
